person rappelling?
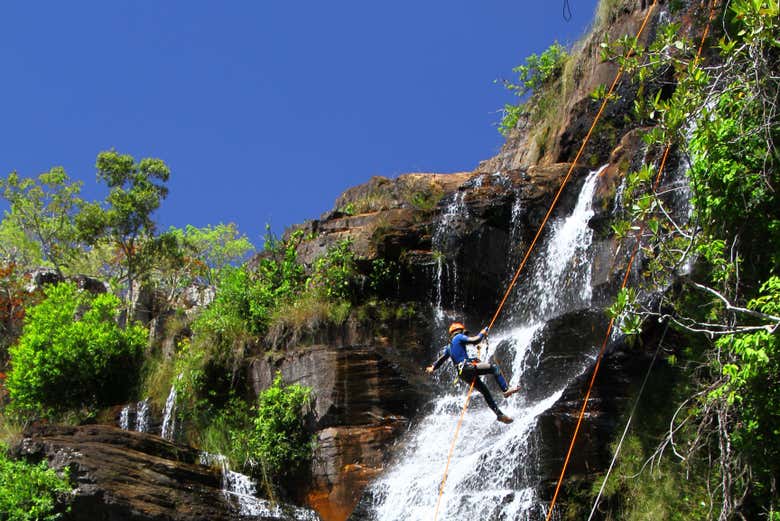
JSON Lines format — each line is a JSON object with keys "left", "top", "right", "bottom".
{"left": 425, "top": 322, "right": 520, "bottom": 424}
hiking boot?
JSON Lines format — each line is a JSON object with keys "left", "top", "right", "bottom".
{"left": 496, "top": 414, "right": 514, "bottom": 424}
{"left": 503, "top": 386, "right": 521, "bottom": 398}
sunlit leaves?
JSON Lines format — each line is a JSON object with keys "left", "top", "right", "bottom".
{"left": 6, "top": 282, "right": 147, "bottom": 417}
{"left": 0, "top": 167, "right": 84, "bottom": 274}
{"left": 498, "top": 42, "right": 569, "bottom": 134}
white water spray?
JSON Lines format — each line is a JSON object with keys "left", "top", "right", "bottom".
{"left": 161, "top": 376, "right": 180, "bottom": 441}
{"left": 199, "top": 452, "right": 320, "bottom": 520}
{"left": 366, "top": 167, "right": 608, "bottom": 520}
{"left": 136, "top": 399, "right": 150, "bottom": 433}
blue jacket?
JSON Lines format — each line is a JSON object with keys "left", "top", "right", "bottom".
{"left": 432, "top": 331, "right": 485, "bottom": 370}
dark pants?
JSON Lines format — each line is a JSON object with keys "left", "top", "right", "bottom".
{"left": 459, "top": 361, "right": 508, "bottom": 417}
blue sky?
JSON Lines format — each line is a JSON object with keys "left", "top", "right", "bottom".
{"left": 1, "top": 1, "right": 599, "bottom": 245}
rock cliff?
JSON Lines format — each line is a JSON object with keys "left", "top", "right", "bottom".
{"left": 8, "top": 2, "right": 708, "bottom": 520}
{"left": 12, "top": 424, "right": 318, "bottom": 521}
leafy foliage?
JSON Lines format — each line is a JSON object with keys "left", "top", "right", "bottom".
{"left": 600, "top": 2, "right": 780, "bottom": 518}
{"left": 6, "top": 282, "right": 147, "bottom": 417}
{"left": 248, "top": 374, "right": 312, "bottom": 480}
{"left": 0, "top": 445, "right": 71, "bottom": 521}
{"left": 0, "top": 263, "right": 38, "bottom": 364}
{"left": 77, "top": 150, "right": 172, "bottom": 311}
{"left": 498, "top": 42, "right": 568, "bottom": 134}
{"left": 0, "top": 167, "right": 84, "bottom": 274}
{"left": 166, "top": 223, "right": 255, "bottom": 285}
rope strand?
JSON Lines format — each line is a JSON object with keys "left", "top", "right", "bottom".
{"left": 544, "top": 2, "right": 718, "bottom": 516}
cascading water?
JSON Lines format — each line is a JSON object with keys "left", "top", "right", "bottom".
{"left": 136, "top": 398, "right": 150, "bottom": 433}
{"left": 199, "top": 452, "right": 320, "bottom": 520}
{"left": 118, "top": 398, "right": 151, "bottom": 432}
{"left": 365, "top": 167, "right": 608, "bottom": 520}
{"left": 516, "top": 166, "right": 604, "bottom": 322}
{"left": 119, "top": 405, "right": 130, "bottom": 430}
{"left": 160, "top": 376, "right": 180, "bottom": 441}
{"left": 432, "top": 189, "right": 467, "bottom": 321}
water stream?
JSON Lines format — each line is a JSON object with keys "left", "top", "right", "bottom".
{"left": 365, "top": 167, "right": 607, "bottom": 520}
{"left": 200, "top": 452, "right": 320, "bottom": 520}
{"left": 161, "top": 376, "right": 180, "bottom": 441}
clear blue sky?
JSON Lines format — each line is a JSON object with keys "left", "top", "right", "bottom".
{"left": 1, "top": 0, "right": 599, "bottom": 245}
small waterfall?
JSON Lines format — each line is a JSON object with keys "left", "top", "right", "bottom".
{"left": 200, "top": 452, "right": 320, "bottom": 520}
{"left": 118, "top": 398, "right": 150, "bottom": 432}
{"left": 432, "top": 190, "right": 467, "bottom": 320}
{"left": 366, "top": 166, "right": 608, "bottom": 520}
{"left": 119, "top": 405, "right": 130, "bottom": 430}
{"left": 161, "top": 377, "right": 180, "bottom": 441}
{"left": 516, "top": 166, "right": 604, "bottom": 322}
{"left": 136, "top": 399, "right": 150, "bottom": 433}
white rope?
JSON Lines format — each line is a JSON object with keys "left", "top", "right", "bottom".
{"left": 587, "top": 322, "right": 669, "bottom": 520}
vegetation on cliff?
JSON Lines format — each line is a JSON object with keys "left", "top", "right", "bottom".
{"left": 6, "top": 282, "right": 146, "bottom": 418}
{"left": 506, "top": 0, "right": 779, "bottom": 519}
{"left": 0, "top": 444, "right": 71, "bottom": 521}
{"left": 0, "top": 0, "right": 775, "bottom": 519}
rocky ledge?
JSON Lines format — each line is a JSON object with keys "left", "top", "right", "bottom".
{"left": 12, "top": 424, "right": 319, "bottom": 521}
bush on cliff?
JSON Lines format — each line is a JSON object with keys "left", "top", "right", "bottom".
{"left": 249, "top": 373, "right": 313, "bottom": 481}
{"left": 6, "top": 282, "right": 147, "bottom": 417}
{"left": 0, "top": 444, "right": 71, "bottom": 521}
{"left": 198, "top": 375, "right": 313, "bottom": 496}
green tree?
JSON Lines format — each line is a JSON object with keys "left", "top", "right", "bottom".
{"left": 600, "top": 2, "right": 780, "bottom": 517}
{"left": 0, "top": 217, "right": 43, "bottom": 269}
{"left": 182, "top": 223, "right": 254, "bottom": 284}
{"left": 165, "top": 223, "right": 255, "bottom": 287}
{"left": 77, "top": 150, "right": 171, "bottom": 315}
{"left": 6, "top": 282, "right": 147, "bottom": 416}
{"left": 0, "top": 167, "right": 84, "bottom": 275}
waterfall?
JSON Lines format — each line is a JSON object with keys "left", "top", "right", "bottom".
{"left": 432, "top": 189, "right": 467, "bottom": 320}
{"left": 161, "top": 377, "right": 180, "bottom": 441}
{"left": 136, "top": 399, "right": 150, "bottom": 433}
{"left": 119, "top": 405, "right": 130, "bottom": 430}
{"left": 199, "top": 452, "right": 321, "bottom": 520}
{"left": 365, "top": 167, "right": 608, "bottom": 520}
{"left": 516, "top": 166, "right": 604, "bottom": 322}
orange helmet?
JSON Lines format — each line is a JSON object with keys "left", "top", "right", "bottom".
{"left": 448, "top": 322, "right": 466, "bottom": 335}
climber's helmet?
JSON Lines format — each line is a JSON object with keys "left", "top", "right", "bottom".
{"left": 448, "top": 322, "right": 466, "bottom": 336}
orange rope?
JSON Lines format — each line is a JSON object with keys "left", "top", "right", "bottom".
{"left": 544, "top": 146, "right": 671, "bottom": 520}
{"left": 544, "top": 1, "right": 719, "bottom": 516}
{"left": 488, "top": 2, "right": 657, "bottom": 331}
{"left": 433, "top": 5, "right": 659, "bottom": 520}
{"left": 432, "top": 379, "right": 476, "bottom": 521}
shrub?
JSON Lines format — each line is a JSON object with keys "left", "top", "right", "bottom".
{"left": 248, "top": 374, "right": 313, "bottom": 481}
{"left": 0, "top": 444, "right": 71, "bottom": 521}
{"left": 197, "top": 375, "right": 312, "bottom": 496}
{"left": 6, "top": 282, "right": 147, "bottom": 417}
{"left": 499, "top": 42, "right": 569, "bottom": 134}
{"left": 307, "top": 239, "right": 357, "bottom": 301}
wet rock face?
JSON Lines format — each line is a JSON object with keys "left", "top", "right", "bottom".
{"left": 248, "top": 338, "right": 424, "bottom": 521}
{"left": 535, "top": 318, "right": 677, "bottom": 490}
{"left": 12, "top": 424, "right": 238, "bottom": 521}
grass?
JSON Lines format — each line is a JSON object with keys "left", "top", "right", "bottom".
{"left": 0, "top": 412, "right": 23, "bottom": 448}
{"left": 139, "top": 354, "right": 176, "bottom": 407}
{"left": 266, "top": 294, "right": 351, "bottom": 349}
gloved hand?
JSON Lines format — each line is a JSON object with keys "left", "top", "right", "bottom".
{"left": 480, "top": 327, "right": 489, "bottom": 336}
